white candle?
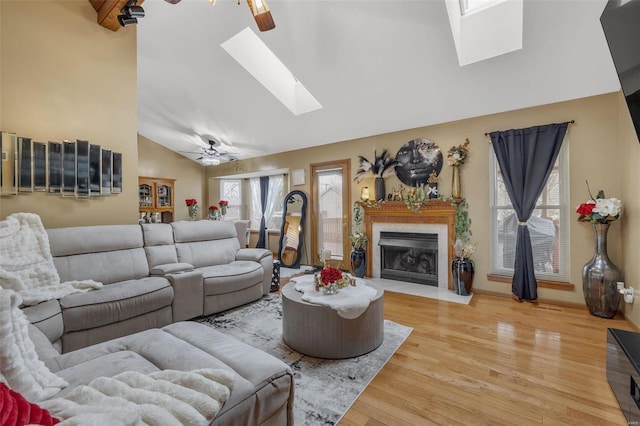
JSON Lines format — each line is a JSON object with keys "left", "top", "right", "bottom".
{"left": 323, "top": 249, "right": 331, "bottom": 261}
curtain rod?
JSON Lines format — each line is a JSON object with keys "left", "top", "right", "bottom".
{"left": 484, "top": 120, "right": 575, "bottom": 136}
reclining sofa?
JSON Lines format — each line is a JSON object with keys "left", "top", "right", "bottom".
{"left": 18, "top": 219, "right": 292, "bottom": 425}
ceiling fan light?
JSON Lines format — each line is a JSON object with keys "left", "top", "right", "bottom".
{"left": 247, "top": 0, "right": 275, "bottom": 31}
{"left": 202, "top": 157, "right": 220, "bottom": 166}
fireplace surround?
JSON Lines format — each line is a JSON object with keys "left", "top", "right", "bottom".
{"left": 361, "top": 200, "right": 457, "bottom": 290}
{"left": 379, "top": 231, "right": 438, "bottom": 286}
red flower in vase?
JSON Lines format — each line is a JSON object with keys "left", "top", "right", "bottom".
{"left": 185, "top": 199, "right": 198, "bottom": 207}
{"left": 218, "top": 200, "right": 229, "bottom": 206}
{"left": 320, "top": 267, "right": 343, "bottom": 285}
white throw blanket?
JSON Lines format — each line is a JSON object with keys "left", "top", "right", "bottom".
{"left": 40, "top": 369, "right": 235, "bottom": 425}
{"left": 0, "top": 289, "right": 69, "bottom": 402}
{"left": 291, "top": 274, "right": 378, "bottom": 319}
{"left": 0, "top": 212, "right": 102, "bottom": 306}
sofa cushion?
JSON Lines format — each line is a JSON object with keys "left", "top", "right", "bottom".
{"left": 52, "top": 248, "right": 150, "bottom": 284}
{"left": 172, "top": 220, "right": 237, "bottom": 243}
{"left": 48, "top": 325, "right": 260, "bottom": 419}
{"left": 201, "top": 261, "right": 263, "bottom": 296}
{"left": 60, "top": 277, "right": 173, "bottom": 332}
{"left": 47, "top": 225, "right": 143, "bottom": 257}
{"left": 52, "top": 350, "right": 160, "bottom": 396}
{"left": 142, "top": 223, "right": 180, "bottom": 268}
{"left": 21, "top": 299, "right": 63, "bottom": 345}
{"left": 172, "top": 221, "right": 241, "bottom": 267}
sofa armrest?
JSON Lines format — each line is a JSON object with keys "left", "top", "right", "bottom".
{"left": 149, "top": 263, "right": 194, "bottom": 276}
{"left": 167, "top": 270, "right": 204, "bottom": 322}
{"left": 235, "top": 248, "right": 272, "bottom": 262}
{"left": 235, "top": 248, "right": 274, "bottom": 296}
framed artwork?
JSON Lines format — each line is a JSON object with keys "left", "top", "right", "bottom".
{"left": 89, "top": 144, "right": 101, "bottom": 196}
{"left": 33, "top": 142, "right": 47, "bottom": 191}
{"left": 394, "top": 138, "right": 443, "bottom": 187}
{"left": 48, "top": 141, "right": 62, "bottom": 193}
{"left": 292, "top": 169, "right": 305, "bottom": 186}
{"left": 101, "top": 148, "right": 112, "bottom": 195}
{"left": 75, "top": 140, "right": 90, "bottom": 198}
{"left": 18, "top": 137, "right": 32, "bottom": 192}
{"left": 1, "top": 132, "right": 18, "bottom": 195}
{"left": 62, "top": 141, "right": 76, "bottom": 196}
{"left": 112, "top": 152, "right": 122, "bottom": 194}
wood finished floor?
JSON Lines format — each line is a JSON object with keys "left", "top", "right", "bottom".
{"left": 339, "top": 291, "right": 633, "bottom": 426}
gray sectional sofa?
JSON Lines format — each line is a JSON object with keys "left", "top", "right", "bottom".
{"left": 19, "top": 220, "right": 292, "bottom": 425}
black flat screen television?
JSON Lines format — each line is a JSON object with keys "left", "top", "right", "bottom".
{"left": 600, "top": 0, "right": 640, "bottom": 143}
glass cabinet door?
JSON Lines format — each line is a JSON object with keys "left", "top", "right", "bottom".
{"left": 157, "top": 184, "right": 172, "bottom": 207}
{"left": 139, "top": 184, "right": 152, "bottom": 207}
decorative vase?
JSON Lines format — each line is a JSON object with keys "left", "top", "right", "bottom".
{"left": 322, "top": 283, "right": 338, "bottom": 295}
{"left": 582, "top": 223, "right": 622, "bottom": 319}
{"left": 452, "top": 166, "right": 461, "bottom": 199}
{"left": 374, "top": 177, "right": 386, "bottom": 202}
{"left": 452, "top": 257, "right": 474, "bottom": 296}
{"left": 350, "top": 248, "right": 366, "bottom": 278}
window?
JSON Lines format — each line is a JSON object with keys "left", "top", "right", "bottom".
{"left": 249, "top": 175, "right": 285, "bottom": 230}
{"left": 489, "top": 141, "right": 569, "bottom": 282}
{"left": 219, "top": 179, "right": 242, "bottom": 221}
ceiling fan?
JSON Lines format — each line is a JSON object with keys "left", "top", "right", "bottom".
{"left": 180, "top": 140, "right": 238, "bottom": 165}
{"left": 164, "top": 0, "right": 275, "bottom": 32}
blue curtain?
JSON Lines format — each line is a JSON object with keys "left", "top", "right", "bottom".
{"left": 489, "top": 122, "right": 569, "bottom": 301}
{"left": 256, "top": 176, "right": 269, "bottom": 248}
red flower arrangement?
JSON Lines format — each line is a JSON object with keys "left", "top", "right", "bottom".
{"left": 218, "top": 200, "right": 229, "bottom": 206}
{"left": 320, "top": 267, "right": 343, "bottom": 285}
{"left": 208, "top": 205, "right": 218, "bottom": 212}
{"left": 185, "top": 199, "right": 198, "bottom": 207}
{"left": 576, "top": 202, "right": 595, "bottom": 217}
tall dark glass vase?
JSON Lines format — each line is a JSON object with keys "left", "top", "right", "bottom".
{"left": 350, "top": 248, "right": 366, "bottom": 278}
{"left": 582, "top": 223, "right": 622, "bottom": 319}
{"left": 374, "top": 177, "right": 385, "bottom": 202}
{"left": 452, "top": 257, "right": 474, "bottom": 296}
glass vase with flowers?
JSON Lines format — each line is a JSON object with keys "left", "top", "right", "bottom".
{"left": 577, "top": 182, "right": 623, "bottom": 318}
{"left": 218, "top": 200, "right": 229, "bottom": 219}
{"left": 208, "top": 205, "right": 219, "bottom": 220}
{"left": 185, "top": 199, "right": 199, "bottom": 221}
{"left": 314, "top": 266, "right": 356, "bottom": 295}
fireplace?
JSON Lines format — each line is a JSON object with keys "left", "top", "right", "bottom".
{"left": 380, "top": 232, "right": 438, "bottom": 285}
{"left": 361, "top": 200, "right": 457, "bottom": 290}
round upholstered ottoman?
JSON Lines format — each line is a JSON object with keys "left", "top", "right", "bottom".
{"left": 281, "top": 281, "right": 384, "bottom": 359}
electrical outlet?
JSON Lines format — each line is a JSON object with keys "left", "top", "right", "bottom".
{"left": 617, "top": 281, "right": 625, "bottom": 291}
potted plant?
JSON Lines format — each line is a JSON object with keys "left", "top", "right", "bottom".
{"left": 354, "top": 149, "right": 397, "bottom": 201}
{"left": 349, "top": 202, "right": 368, "bottom": 277}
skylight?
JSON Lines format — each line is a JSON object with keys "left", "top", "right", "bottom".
{"left": 221, "top": 28, "right": 322, "bottom": 116}
{"left": 459, "top": 0, "right": 505, "bottom": 16}
{"left": 446, "top": 0, "right": 523, "bottom": 66}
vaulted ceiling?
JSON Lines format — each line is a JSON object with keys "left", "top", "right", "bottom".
{"left": 136, "top": 0, "right": 620, "bottom": 163}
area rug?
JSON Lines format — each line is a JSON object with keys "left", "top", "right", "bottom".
{"left": 195, "top": 295, "right": 412, "bottom": 425}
